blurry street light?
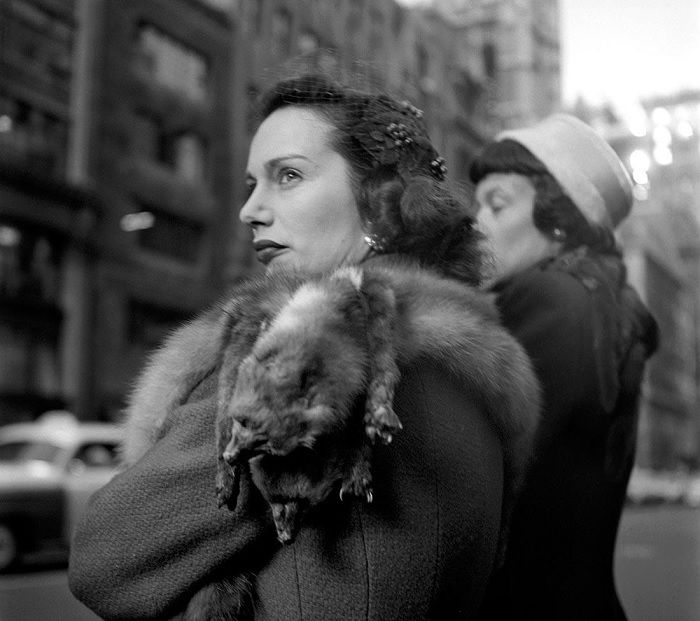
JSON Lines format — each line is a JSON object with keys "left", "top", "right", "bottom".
{"left": 632, "top": 184, "right": 649, "bottom": 201}
{"left": 651, "top": 107, "right": 671, "bottom": 125}
{"left": 653, "top": 125, "right": 672, "bottom": 147}
{"left": 653, "top": 145, "right": 673, "bottom": 166}
{"left": 120, "top": 211, "right": 155, "bottom": 232}
{"left": 0, "top": 115, "right": 12, "bottom": 133}
{"left": 676, "top": 120, "right": 694, "bottom": 140}
{"left": 0, "top": 225, "right": 21, "bottom": 247}
{"left": 632, "top": 169, "right": 649, "bottom": 185}
{"left": 629, "top": 148, "right": 651, "bottom": 172}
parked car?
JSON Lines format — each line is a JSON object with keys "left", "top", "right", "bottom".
{"left": 0, "top": 411, "right": 122, "bottom": 571}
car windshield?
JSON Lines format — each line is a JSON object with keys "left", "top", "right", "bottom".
{"left": 0, "top": 441, "right": 63, "bottom": 465}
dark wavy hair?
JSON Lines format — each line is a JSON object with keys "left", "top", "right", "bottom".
{"left": 469, "top": 139, "right": 618, "bottom": 254}
{"left": 257, "top": 75, "right": 485, "bottom": 285}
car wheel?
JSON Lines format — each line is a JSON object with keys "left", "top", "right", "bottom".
{"left": 0, "top": 523, "right": 18, "bottom": 572}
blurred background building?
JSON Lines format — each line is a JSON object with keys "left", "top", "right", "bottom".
{"left": 0, "top": 0, "right": 697, "bottom": 475}
{"left": 586, "top": 93, "right": 700, "bottom": 471}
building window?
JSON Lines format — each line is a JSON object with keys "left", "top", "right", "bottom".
{"left": 136, "top": 24, "right": 209, "bottom": 102}
{"left": 196, "top": 0, "right": 236, "bottom": 13}
{"left": 298, "top": 29, "right": 319, "bottom": 55}
{"left": 416, "top": 43, "right": 429, "bottom": 79}
{"left": 369, "top": 8, "right": 385, "bottom": 54}
{"left": 455, "top": 72, "right": 480, "bottom": 117}
{"left": 392, "top": 5, "right": 404, "bottom": 36}
{"left": 132, "top": 112, "right": 208, "bottom": 184}
{"left": 169, "top": 133, "right": 207, "bottom": 184}
{"left": 248, "top": 0, "right": 265, "bottom": 34}
{"left": 246, "top": 83, "right": 260, "bottom": 134}
{"left": 0, "top": 97, "right": 67, "bottom": 177}
{"left": 0, "top": 224, "right": 61, "bottom": 302}
{"left": 136, "top": 206, "right": 203, "bottom": 263}
{"left": 271, "top": 8, "right": 292, "bottom": 57}
{"left": 132, "top": 111, "right": 163, "bottom": 160}
{"left": 347, "top": 0, "right": 365, "bottom": 33}
{"left": 483, "top": 42, "right": 497, "bottom": 79}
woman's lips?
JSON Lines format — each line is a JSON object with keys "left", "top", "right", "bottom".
{"left": 253, "top": 240, "right": 287, "bottom": 265}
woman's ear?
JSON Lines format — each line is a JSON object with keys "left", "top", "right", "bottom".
{"left": 363, "top": 175, "right": 405, "bottom": 248}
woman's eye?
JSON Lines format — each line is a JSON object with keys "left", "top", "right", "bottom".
{"left": 244, "top": 181, "right": 256, "bottom": 198}
{"left": 488, "top": 194, "right": 508, "bottom": 212}
{"left": 278, "top": 168, "right": 301, "bottom": 185}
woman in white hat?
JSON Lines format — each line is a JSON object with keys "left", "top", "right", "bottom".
{"left": 470, "top": 114, "right": 658, "bottom": 621}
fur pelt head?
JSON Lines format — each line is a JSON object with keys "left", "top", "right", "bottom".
{"left": 219, "top": 271, "right": 373, "bottom": 460}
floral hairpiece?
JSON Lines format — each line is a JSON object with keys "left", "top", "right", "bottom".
{"left": 354, "top": 95, "right": 447, "bottom": 181}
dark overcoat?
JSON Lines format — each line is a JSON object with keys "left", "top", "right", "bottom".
{"left": 68, "top": 259, "right": 540, "bottom": 621}
{"left": 480, "top": 248, "right": 658, "bottom": 621}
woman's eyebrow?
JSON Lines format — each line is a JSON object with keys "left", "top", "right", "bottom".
{"left": 264, "top": 154, "right": 312, "bottom": 171}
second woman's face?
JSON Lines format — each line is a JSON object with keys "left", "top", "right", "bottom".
{"left": 240, "top": 106, "right": 369, "bottom": 272}
{"left": 475, "top": 172, "right": 560, "bottom": 285}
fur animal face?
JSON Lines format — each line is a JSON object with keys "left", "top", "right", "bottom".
{"left": 221, "top": 277, "right": 369, "bottom": 464}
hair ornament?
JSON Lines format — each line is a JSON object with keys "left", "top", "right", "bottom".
{"left": 363, "top": 232, "right": 388, "bottom": 253}
{"left": 401, "top": 100, "right": 424, "bottom": 118}
{"left": 429, "top": 156, "right": 447, "bottom": 181}
{"left": 354, "top": 94, "right": 446, "bottom": 181}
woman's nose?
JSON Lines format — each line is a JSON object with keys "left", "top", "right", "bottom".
{"left": 239, "top": 185, "right": 270, "bottom": 226}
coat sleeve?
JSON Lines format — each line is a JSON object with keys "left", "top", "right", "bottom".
{"left": 495, "top": 268, "right": 601, "bottom": 445}
{"left": 68, "top": 372, "right": 272, "bottom": 621}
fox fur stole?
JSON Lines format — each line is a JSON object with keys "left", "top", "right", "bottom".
{"left": 120, "top": 255, "right": 540, "bottom": 617}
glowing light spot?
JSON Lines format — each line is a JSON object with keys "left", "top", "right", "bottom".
{"left": 0, "top": 225, "right": 21, "bottom": 247}
{"left": 120, "top": 211, "right": 155, "bottom": 232}
{"left": 651, "top": 107, "right": 671, "bottom": 125}
{"left": 653, "top": 146, "right": 673, "bottom": 166}
{"left": 632, "top": 169, "right": 649, "bottom": 185}
{"left": 653, "top": 125, "right": 672, "bottom": 146}
{"left": 629, "top": 149, "right": 650, "bottom": 172}
{"left": 633, "top": 185, "right": 649, "bottom": 201}
{"left": 677, "top": 120, "right": 694, "bottom": 139}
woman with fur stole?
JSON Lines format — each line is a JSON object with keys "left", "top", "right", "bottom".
{"left": 69, "top": 75, "right": 541, "bottom": 621}
{"left": 470, "top": 115, "right": 658, "bottom": 621}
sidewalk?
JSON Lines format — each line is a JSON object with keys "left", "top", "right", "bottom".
{"left": 626, "top": 467, "right": 700, "bottom": 507}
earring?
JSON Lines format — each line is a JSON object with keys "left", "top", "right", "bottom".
{"left": 363, "top": 232, "right": 387, "bottom": 253}
{"left": 552, "top": 227, "right": 566, "bottom": 242}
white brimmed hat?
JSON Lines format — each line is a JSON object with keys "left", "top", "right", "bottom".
{"left": 498, "top": 114, "right": 633, "bottom": 229}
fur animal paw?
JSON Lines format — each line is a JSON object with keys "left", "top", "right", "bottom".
{"left": 339, "top": 477, "right": 374, "bottom": 503}
{"left": 364, "top": 404, "right": 402, "bottom": 445}
{"left": 339, "top": 458, "right": 374, "bottom": 503}
{"left": 215, "top": 461, "right": 239, "bottom": 509}
{"left": 271, "top": 501, "right": 302, "bottom": 544}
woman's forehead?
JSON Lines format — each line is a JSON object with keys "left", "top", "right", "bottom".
{"left": 249, "top": 107, "right": 335, "bottom": 161}
{"left": 477, "top": 172, "right": 534, "bottom": 196}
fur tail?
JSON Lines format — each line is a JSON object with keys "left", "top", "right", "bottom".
{"left": 183, "top": 573, "right": 256, "bottom": 621}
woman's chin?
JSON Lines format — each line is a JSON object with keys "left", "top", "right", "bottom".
{"left": 264, "top": 252, "right": 302, "bottom": 273}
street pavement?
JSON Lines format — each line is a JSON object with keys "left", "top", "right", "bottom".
{"left": 0, "top": 566, "right": 98, "bottom": 621}
{"left": 1, "top": 504, "right": 698, "bottom": 620}
{"left": 616, "top": 504, "right": 700, "bottom": 621}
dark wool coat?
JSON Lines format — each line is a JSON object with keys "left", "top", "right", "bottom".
{"left": 479, "top": 248, "right": 658, "bottom": 621}
{"left": 68, "top": 259, "right": 540, "bottom": 621}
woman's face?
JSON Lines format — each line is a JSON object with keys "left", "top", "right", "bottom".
{"left": 240, "top": 106, "right": 369, "bottom": 272}
{"left": 475, "top": 172, "right": 560, "bottom": 285}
